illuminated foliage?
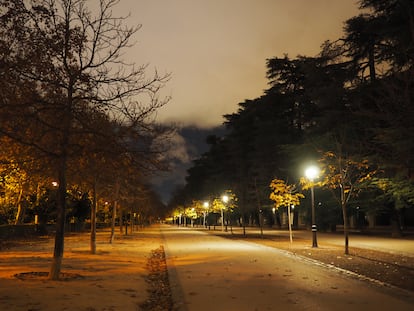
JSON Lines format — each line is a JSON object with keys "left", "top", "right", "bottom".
{"left": 185, "top": 206, "right": 198, "bottom": 220}
{"left": 318, "top": 151, "right": 377, "bottom": 203}
{"left": 172, "top": 205, "right": 185, "bottom": 218}
{"left": 210, "top": 191, "right": 237, "bottom": 213}
{"left": 186, "top": 200, "right": 209, "bottom": 219}
{"left": 317, "top": 151, "right": 377, "bottom": 254}
{"left": 269, "top": 179, "right": 304, "bottom": 210}
{"left": 372, "top": 177, "right": 414, "bottom": 209}
{"left": 0, "top": 161, "right": 23, "bottom": 204}
{"left": 0, "top": 136, "right": 47, "bottom": 224}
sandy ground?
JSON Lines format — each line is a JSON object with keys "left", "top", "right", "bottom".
{"left": 2, "top": 225, "right": 413, "bottom": 311}
{"left": 0, "top": 226, "right": 162, "bottom": 311}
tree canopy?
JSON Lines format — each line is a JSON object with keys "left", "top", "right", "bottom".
{"left": 0, "top": 0, "right": 171, "bottom": 279}
{"left": 170, "top": 0, "right": 414, "bottom": 241}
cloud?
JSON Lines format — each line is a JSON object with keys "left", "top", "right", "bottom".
{"left": 162, "top": 130, "right": 191, "bottom": 164}
{"left": 151, "top": 126, "right": 225, "bottom": 203}
{"left": 151, "top": 129, "right": 193, "bottom": 203}
{"left": 117, "top": 0, "right": 359, "bottom": 128}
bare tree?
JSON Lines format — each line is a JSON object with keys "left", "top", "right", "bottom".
{"left": 0, "top": 0, "right": 170, "bottom": 279}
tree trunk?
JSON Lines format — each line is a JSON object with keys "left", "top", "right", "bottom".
{"left": 110, "top": 201, "right": 117, "bottom": 244}
{"left": 242, "top": 214, "right": 246, "bottom": 236}
{"left": 259, "top": 211, "right": 263, "bottom": 238}
{"left": 343, "top": 210, "right": 349, "bottom": 255}
{"left": 254, "top": 178, "right": 263, "bottom": 238}
{"left": 109, "top": 179, "right": 120, "bottom": 244}
{"left": 14, "top": 188, "right": 25, "bottom": 224}
{"left": 119, "top": 209, "right": 123, "bottom": 233}
{"left": 341, "top": 188, "right": 349, "bottom": 255}
{"left": 130, "top": 210, "right": 134, "bottom": 233}
{"left": 90, "top": 178, "right": 97, "bottom": 254}
{"left": 49, "top": 157, "right": 67, "bottom": 280}
{"left": 368, "top": 45, "right": 376, "bottom": 82}
{"left": 391, "top": 208, "right": 403, "bottom": 238}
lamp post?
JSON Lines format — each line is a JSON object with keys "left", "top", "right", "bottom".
{"left": 222, "top": 195, "right": 229, "bottom": 232}
{"left": 305, "top": 166, "right": 319, "bottom": 248}
{"left": 287, "top": 204, "right": 294, "bottom": 244}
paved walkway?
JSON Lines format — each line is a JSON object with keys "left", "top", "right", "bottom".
{"left": 161, "top": 225, "right": 414, "bottom": 311}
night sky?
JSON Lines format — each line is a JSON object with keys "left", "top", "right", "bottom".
{"left": 112, "top": 0, "right": 362, "bottom": 201}
{"left": 116, "top": 0, "right": 360, "bottom": 128}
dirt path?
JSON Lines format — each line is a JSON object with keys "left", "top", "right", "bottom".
{"left": 0, "top": 227, "right": 163, "bottom": 311}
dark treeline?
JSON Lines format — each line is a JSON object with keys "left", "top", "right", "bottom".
{"left": 169, "top": 0, "right": 414, "bottom": 238}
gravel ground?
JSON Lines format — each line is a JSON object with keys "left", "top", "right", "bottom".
{"left": 2, "top": 229, "right": 412, "bottom": 310}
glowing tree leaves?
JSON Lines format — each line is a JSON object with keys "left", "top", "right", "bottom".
{"left": 269, "top": 179, "right": 303, "bottom": 243}
{"left": 269, "top": 179, "right": 304, "bottom": 210}
{"left": 319, "top": 151, "right": 376, "bottom": 204}
{"left": 210, "top": 191, "right": 237, "bottom": 214}
{"left": 318, "top": 151, "right": 377, "bottom": 254}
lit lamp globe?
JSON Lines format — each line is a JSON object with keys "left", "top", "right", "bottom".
{"left": 305, "top": 166, "right": 319, "bottom": 181}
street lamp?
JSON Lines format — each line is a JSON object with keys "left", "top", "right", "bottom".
{"left": 305, "top": 165, "right": 319, "bottom": 248}
{"left": 222, "top": 195, "right": 229, "bottom": 232}
{"left": 288, "top": 204, "right": 294, "bottom": 244}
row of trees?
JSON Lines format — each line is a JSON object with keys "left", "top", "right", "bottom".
{"left": 170, "top": 191, "right": 237, "bottom": 230}
{"left": 0, "top": 0, "right": 171, "bottom": 279}
{"left": 169, "top": 0, "right": 414, "bottom": 251}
